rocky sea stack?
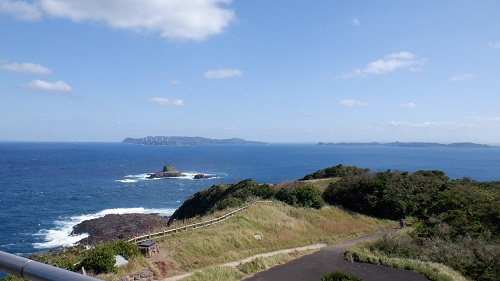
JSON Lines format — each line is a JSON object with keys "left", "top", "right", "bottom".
{"left": 148, "top": 164, "right": 184, "bottom": 179}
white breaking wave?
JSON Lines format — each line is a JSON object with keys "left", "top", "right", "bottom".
{"left": 115, "top": 171, "right": 223, "bottom": 183}
{"left": 180, "top": 172, "right": 213, "bottom": 180}
{"left": 33, "top": 207, "right": 175, "bottom": 249}
{"left": 115, "top": 173, "right": 152, "bottom": 183}
{"left": 115, "top": 179, "right": 138, "bottom": 183}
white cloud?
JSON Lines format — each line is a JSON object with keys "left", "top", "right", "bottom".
{"left": 465, "top": 116, "right": 500, "bottom": 125}
{"left": 339, "top": 99, "right": 368, "bottom": 107}
{"left": 388, "top": 121, "right": 454, "bottom": 128}
{"left": 168, "top": 78, "right": 182, "bottom": 85}
{"left": 399, "top": 102, "right": 418, "bottom": 109}
{"left": 385, "top": 52, "right": 414, "bottom": 60}
{"left": 24, "top": 80, "right": 71, "bottom": 92}
{"left": 388, "top": 116, "right": 500, "bottom": 129}
{"left": 352, "top": 17, "right": 361, "bottom": 26}
{"left": 1, "top": 62, "right": 52, "bottom": 74}
{"left": 147, "top": 97, "right": 184, "bottom": 106}
{"left": 204, "top": 68, "right": 243, "bottom": 79}
{"left": 449, "top": 73, "right": 475, "bottom": 82}
{"left": 0, "top": 0, "right": 235, "bottom": 41}
{"left": 337, "top": 52, "right": 424, "bottom": 79}
{"left": 488, "top": 41, "right": 500, "bottom": 49}
{"left": 0, "top": 0, "right": 41, "bottom": 21}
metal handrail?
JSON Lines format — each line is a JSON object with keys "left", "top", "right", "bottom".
{"left": 0, "top": 251, "right": 102, "bottom": 281}
{"left": 0, "top": 201, "right": 272, "bottom": 279}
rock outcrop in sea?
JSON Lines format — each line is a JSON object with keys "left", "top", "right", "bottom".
{"left": 194, "top": 174, "right": 210, "bottom": 179}
{"left": 147, "top": 165, "right": 214, "bottom": 180}
{"left": 148, "top": 165, "right": 184, "bottom": 179}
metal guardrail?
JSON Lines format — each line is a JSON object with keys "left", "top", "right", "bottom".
{"left": 0, "top": 250, "right": 102, "bottom": 281}
{"left": 0, "top": 201, "right": 271, "bottom": 280}
{"left": 128, "top": 200, "right": 271, "bottom": 244}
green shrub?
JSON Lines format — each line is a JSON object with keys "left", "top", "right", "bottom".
{"left": 219, "top": 197, "right": 244, "bottom": 209}
{"left": 301, "top": 164, "right": 370, "bottom": 180}
{"left": 367, "top": 232, "right": 499, "bottom": 281}
{"left": 321, "top": 271, "right": 361, "bottom": 281}
{"left": 28, "top": 245, "right": 87, "bottom": 271}
{"left": 323, "top": 169, "right": 449, "bottom": 220}
{"left": 252, "top": 183, "right": 275, "bottom": 199}
{"left": 292, "top": 186, "right": 325, "bottom": 209}
{"left": 276, "top": 186, "right": 325, "bottom": 209}
{"left": 111, "top": 240, "right": 140, "bottom": 260}
{"left": 82, "top": 244, "right": 116, "bottom": 274}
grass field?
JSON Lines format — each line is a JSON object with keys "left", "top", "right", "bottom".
{"left": 142, "top": 201, "right": 394, "bottom": 279}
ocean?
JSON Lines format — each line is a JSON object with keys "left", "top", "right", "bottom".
{"left": 1, "top": 142, "right": 499, "bottom": 259}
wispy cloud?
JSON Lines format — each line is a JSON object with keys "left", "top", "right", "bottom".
{"left": 352, "top": 17, "right": 361, "bottom": 26}
{"left": 388, "top": 121, "right": 446, "bottom": 128}
{"left": 24, "top": 80, "right": 71, "bottom": 92}
{"left": 168, "top": 78, "right": 182, "bottom": 85}
{"left": 0, "top": 0, "right": 41, "bottom": 21}
{"left": 488, "top": 41, "right": 500, "bottom": 49}
{"left": 339, "top": 99, "right": 368, "bottom": 107}
{"left": 399, "top": 102, "right": 418, "bottom": 109}
{"left": 337, "top": 52, "right": 424, "bottom": 79}
{"left": 465, "top": 116, "right": 500, "bottom": 124}
{"left": 1, "top": 62, "right": 52, "bottom": 74}
{"left": 449, "top": 73, "right": 475, "bottom": 82}
{"left": 204, "top": 68, "right": 243, "bottom": 79}
{"left": 388, "top": 116, "right": 500, "bottom": 129}
{"left": 0, "top": 0, "right": 235, "bottom": 41}
{"left": 147, "top": 97, "right": 184, "bottom": 106}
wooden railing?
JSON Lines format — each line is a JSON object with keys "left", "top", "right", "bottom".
{"left": 127, "top": 201, "right": 271, "bottom": 244}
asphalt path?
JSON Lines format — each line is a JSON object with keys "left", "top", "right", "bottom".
{"left": 243, "top": 229, "right": 430, "bottom": 281}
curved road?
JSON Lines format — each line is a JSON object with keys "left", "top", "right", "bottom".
{"left": 243, "top": 229, "right": 429, "bottom": 281}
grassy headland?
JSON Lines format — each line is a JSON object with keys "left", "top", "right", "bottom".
{"left": 3, "top": 164, "right": 497, "bottom": 281}
{"left": 153, "top": 201, "right": 392, "bottom": 278}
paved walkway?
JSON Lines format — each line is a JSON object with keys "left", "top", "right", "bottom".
{"left": 160, "top": 229, "right": 429, "bottom": 281}
{"left": 243, "top": 229, "right": 429, "bottom": 281}
{"left": 160, "top": 244, "right": 328, "bottom": 281}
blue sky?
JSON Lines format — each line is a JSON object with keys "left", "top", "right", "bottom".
{"left": 1, "top": 1, "right": 499, "bottom": 143}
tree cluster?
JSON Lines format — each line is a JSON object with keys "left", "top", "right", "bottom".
{"left": 310, "top": 166, "right": 499, "bottom": 281}
{"left": 168, "top": 179, "right": 325, "bottom": 223}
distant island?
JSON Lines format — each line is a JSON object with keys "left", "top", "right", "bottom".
{"left": 122, "top": 136, "right": 267, "bottom": 146}
{"left": 317, "top": 141, "right": 496, "bottom": 148}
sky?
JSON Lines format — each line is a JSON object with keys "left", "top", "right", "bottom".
{"left": 1, "top": 0, "right": 499, "bottom": 144}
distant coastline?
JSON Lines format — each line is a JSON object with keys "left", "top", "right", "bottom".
{"left": 317, "top": 141, "right": 497, "bottom": 149}
{"left": 122, "top": 136, "right": 268, "bottom": 146}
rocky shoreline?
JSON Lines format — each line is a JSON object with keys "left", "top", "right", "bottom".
{"left": 72, "top": 213, "right": 168, "bottom": 245}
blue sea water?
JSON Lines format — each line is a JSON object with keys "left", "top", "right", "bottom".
{"left": 0, "top": 142, "right": 499, "bottom": 260}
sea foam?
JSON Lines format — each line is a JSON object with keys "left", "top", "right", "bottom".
{"left": 33, "top": 207, "right": 175, "bottom": 249}
{"left": 115, "top": 173, "right": 151, "bottom": 183}
{"left": 115, "top": 171, "right": 222, "bottom": 183}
